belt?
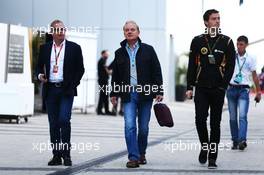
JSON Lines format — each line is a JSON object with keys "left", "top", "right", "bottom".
{"left": 229, "top": 84, "right": 250, "bottom": 89}
{"left": 48, "top": 82, "right": 63, "bottom": 88}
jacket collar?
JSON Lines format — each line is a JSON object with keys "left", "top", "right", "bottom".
{"left": 120, "top": 38, "right": 142, "bottom": 48}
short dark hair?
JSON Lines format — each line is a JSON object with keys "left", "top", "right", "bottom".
{"left": 237, "top": 35, "right": 248, "bottom": 44}
{"left": 101, "top": 50, "right": 108, "bottom": 55}
{"left": 203, "top": 9, "right": 219, "bottom": 21}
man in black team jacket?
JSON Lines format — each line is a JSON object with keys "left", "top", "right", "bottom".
{"left": 186, "top": 9, "right": 235, "bottom": 169}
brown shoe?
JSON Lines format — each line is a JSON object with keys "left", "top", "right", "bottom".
{"left": 126, "top": 160, "right": 139, "bottom": 168}
{"left": 138, "top": 155, "right": 147, "bottom": 165}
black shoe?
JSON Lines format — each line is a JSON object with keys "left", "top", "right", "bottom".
{"left": 119, "top": 111, "right": 124, "bottom": 116}
{"left": 48, "top": 156, "right": 62, "bottom": 166}
{"left": 97, "top": 111, "right": 105, "bottom": 115}
{"left": 96, "top": 108, "right": 105, "bottom": 115}
{"left": 112, "top": 108, "right": 117, "bottom": 114}
{"left": 138, "top": 155, "right": 147, "bottom": 165}
{"left": 198, "top": 149, "right": 208, "bottom": 164}
{"left": 208, "top": 159, "right": 217, "bottom": 169}
{"left": 126, "top": 160, "right": 139, "bottom": 168}
{"left": 111, "top": 111, "right": 117, "bottom": 116}
{"left": 105, "top": 111, "right": 116, "bottom": 116}
{"left": 238, "top": 141, "right": 247, "bottom": 150}
{"left": 231, "top": 141, "right": 239, "bottom": 150}
{"left": 63, "top": 157, "right": 72, "bottom": 166}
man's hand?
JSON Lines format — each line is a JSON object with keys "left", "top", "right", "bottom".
{"left": 255, "top": 92, "right": 261, "bottom": 103}
{"left": 155, "top": 95, "right": 163, "bottom": 102}
{"left": 39, "top": 74, "right": 47, "bottom": 83}
{"left": 105, "top": 68, "right": 113, "bottom": 75}
{"left": 111, "top": 97, "right": 117, "bottom": 106}
{"left": 186, "top": 90, "right": 193, "bottom": 99}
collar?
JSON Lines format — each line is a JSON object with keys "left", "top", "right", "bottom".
{"left": 53, "top": 39, "right": 66, "bottom": 47}
{"left": 126, "top": 41, "right": 139, "bottom": 50}
{"left": 236, "top": 51, "right": 248, "bottom": 59}
{"left": 120, "top": 38, "right": 142, "bottom": 48}
{"left": 204, "top": 33, "right": 221, "bottom": 39}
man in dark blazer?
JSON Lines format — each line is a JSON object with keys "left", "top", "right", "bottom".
{"left": 110, "top": 21, "right": 163, "bottom": 168}
{"left": 96, "top": 50, "right": 113, "bottom": 115}
{"left": 36, "top": 19, "right": 84, "bottom": 166}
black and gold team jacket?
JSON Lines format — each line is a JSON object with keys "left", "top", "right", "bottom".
{"left": 187, "top": 34, "right": 236, "bottom": 91}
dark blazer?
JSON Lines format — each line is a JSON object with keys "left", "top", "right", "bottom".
{"left": 110, "top": 38, "right": 163, "bottom": 103}
{"left": 36, "top": 40, "right": 85, "bottom": 97}
{"left": 97, "top": 57, "right": 109, "bottom": 85}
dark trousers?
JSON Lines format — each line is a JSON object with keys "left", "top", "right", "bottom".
{"left": 46, "top": 85, "right": 74, "bottom": 157}
{"left": 194, "top": 87, "right": 225, "bottom": 160}
{"left": 97, "top": 84, "right": 109, "bottom": 113}
{"left": 112, "top": 97, "right": 124, "bottom": 113}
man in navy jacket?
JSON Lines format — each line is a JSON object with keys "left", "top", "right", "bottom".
{"left": 110, "top": 20, "right": 163, "bottom": 168}
{"left": 36, "top": 19, "right": 84, "bottom": 166}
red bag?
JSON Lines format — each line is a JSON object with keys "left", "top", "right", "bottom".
{"left": 153, "top": 103, "right": 174, "bottom": 127}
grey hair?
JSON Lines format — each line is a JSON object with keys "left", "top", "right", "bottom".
{"left": 123, "top": 20, "right": 140, "bottom": 32}
{"left": 50, "top": 19, "right": 64, "bottom": 28}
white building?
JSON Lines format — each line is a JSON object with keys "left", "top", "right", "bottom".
{"left": 2, "top": 0, "right": 263, "bottom": 104}
{"left": 0, "top": 0, "right": 176, "bottom": 101}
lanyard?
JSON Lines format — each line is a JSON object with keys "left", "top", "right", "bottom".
{"left": 204, "top": 35, "right": 221, "bottom": 55}
{"left": 54, "top": 43, "right": 63, "bottom": 65}
{"left": 236, "top": 54, "right": 246, "bottom": 73}
{"left": 126, "top": 44, "right": 139, "bottom": 66}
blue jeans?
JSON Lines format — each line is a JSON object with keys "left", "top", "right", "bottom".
{"left": 123, "top": 92, "right": 153, "bottom": 161}
{"left": 46, "top": 86, "right": 74, "bottom": 157}
{"left": 226, "top": 87, "right": 249, "bottom": 143}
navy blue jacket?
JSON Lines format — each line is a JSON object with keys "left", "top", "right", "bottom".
{"left": 36, "top": 40, "right": 84, "bottom": 97}
{"left": 110, "top": 38, "right": 163, "bottom": 102}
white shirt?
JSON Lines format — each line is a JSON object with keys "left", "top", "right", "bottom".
{"left": 230, "top": 52, "right": 256, "bottom": 86}
{"left": 49, "top": 40, "right": 66, "bottom": 82}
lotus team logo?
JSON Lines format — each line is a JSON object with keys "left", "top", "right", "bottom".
{"left": 201, "top": 47, "right": 208, "bottom": 55}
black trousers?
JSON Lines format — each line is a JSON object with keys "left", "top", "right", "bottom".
{"left": 112, "top": 97, "right": 123, "bottom": 113}
{"left": 97, "top": 83, "right": 109, "bottom": 113}
{"left": 194, "top": 87, "right": 225, "bottom": 160}
{"left": 46, "top": 86, "right": 74, "bottom": 157}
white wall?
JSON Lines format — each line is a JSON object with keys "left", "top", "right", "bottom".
{"left": 67, "top": 32, "right": 98, "bottom": 109}
{"left": 0, "top": 23, "right": 8, "bottom": 83}
{"left": 7, "top": 25, "right": 32, "bottom": 84}
{"left": 0, "top": 24, "right": 34, "bottom": 116}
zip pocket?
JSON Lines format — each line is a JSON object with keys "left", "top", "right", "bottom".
{"left": 195, "top": 66, "right": 202, "bottom": 83}
{"left": 219, "top": 66, "right": 224, "bottom": 78}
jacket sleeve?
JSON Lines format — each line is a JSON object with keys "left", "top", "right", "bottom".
{"left": 187, "top": 38, "right": 198, "bottom": 91}
{"left": 73, "top": 44, "right": 85, "bottom": 88}
{"left": 150, "top": 46, "right": 163, "bottom": 96}
{"left": 222, "top": 38, "right": 236, "bottom": 89}
{"left": 110, "top": 52, "right": 119, "bottom": 97}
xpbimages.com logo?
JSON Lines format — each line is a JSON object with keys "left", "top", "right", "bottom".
{"left": 163, "top": 141, "right": 231, "bottom": 153}
{"left": 32, "top": 25, "right": 100, "bottom": 37}
{"left": 32, "top": 141, "right": 100, "bottom": 154}
{"left": 98, "top": 82, "right": 164, "bottom": 95}
{"left": 163, "top": 140, "right": 264, "bottom": 153}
